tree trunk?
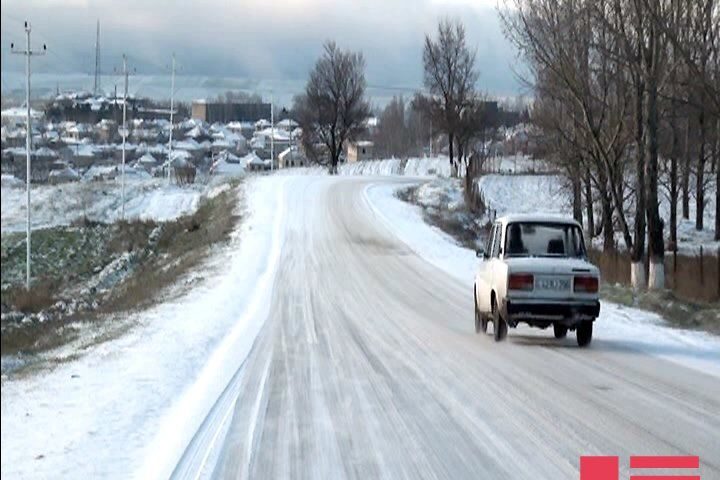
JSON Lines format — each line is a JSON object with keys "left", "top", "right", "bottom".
{"left": 670, "top": 122, "right": 679, "bottom": 249}
{"left": 646, "top": 57, "right": 664, "bottom": 290}
{"left": 716, "top": 117, "right": 720, "bottom": 241}
{"left": 696, "top": 106, "right": 706, "bottom": 230}
{"left": 597, "top": 176, "right": 615, "bottom": 251}
{"left": 572, "top": 166, "right": 583, "bottom": 225}
{"left": 448, "top": 132, "right": 455, "bottom": 177}
{"left": 631, "top": 74, "right": 647, "bottom": 290}
{"left": 682, "top": 116, "right": 691, "bottom": 219}
{"left": 584, "top": 171, "right": 594, "bottom": 240}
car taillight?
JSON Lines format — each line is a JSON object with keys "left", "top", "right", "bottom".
{"left": 574, "top": 275, "right": 598, "bottom": 293}
{"left": 508, "top": 273, "right": 534, "bottom": 291}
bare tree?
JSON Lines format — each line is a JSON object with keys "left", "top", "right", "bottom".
{"left": 294, "top": 41, "right": 369, "bottom": 173}
{"left": 420, "top": 18, "right": 478, "bottom": 176}
{"left": 375, "top": 96, "right": 412, "bottom": 158}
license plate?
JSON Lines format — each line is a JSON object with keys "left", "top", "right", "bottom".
{"left": 535, "top": 277, "right": 570, "bottom": 291}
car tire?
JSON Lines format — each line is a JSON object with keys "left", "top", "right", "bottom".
{"left": 492, "top": 298, "right": 507, "bottom": 342}
{"left": 576, "top": 321, "right": 593, "bottom": 347}
{"left": 553, "top": 323, "right": 568, "bottom": 339}
{"left": 474, "top": 289, "right": 487, "bottom": 334}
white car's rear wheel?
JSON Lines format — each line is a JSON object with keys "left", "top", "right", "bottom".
{"left": 492, "top": 298, "right": 507, "bottom": 342}
{"left": 474, "top": 289, "right": 488, "bottom": 334}
{"left": 576, "top": 321, "right": 593, "bottom": 347}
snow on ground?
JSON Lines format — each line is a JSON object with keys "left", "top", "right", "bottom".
{"left": 0, "top": 175, "right": 289, "bottom": 480}
{"left": 1, "top": 177, "right": 215, "bottom": 232}
{"left": 364, "top": 181, "right": 720, "bottom": 377}
{"left": 478, "top": 174, "right": 570, "bottom": 216}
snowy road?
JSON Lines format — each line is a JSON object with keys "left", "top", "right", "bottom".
{"left": 199, "top": 177, "right": 719, "bottom": 479}
{"left": 3, "top": 175, "right": 718, "bottom": 480}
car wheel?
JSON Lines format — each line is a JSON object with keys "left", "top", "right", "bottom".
{"left": 553, "top": 323, "right": 568, "bottom": 339}
{"left": 576, "top": 321, "right": 593, "bottom": 347}
{"left": 492, "top": 298, "right": 507, "bottom": 342}
{"left": 474, "top": 289, "right": 487, "bottom": 334}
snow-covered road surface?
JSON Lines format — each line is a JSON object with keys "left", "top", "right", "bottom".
{"left": 209, "top": 176, "right": 719, "bottom": 479}
{"left": 3, "top": 175, "right": 718, "bottom": 480}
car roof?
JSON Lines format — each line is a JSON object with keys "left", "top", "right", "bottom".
{"left": 495, "top": 214, "right": 581, "bottom": 228}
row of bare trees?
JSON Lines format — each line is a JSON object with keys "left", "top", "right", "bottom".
{"left": 293, "top": 21, "right": 495, "bottom": 177}
{"left": 501, "top": 0, "right": 720, "bottom": 290}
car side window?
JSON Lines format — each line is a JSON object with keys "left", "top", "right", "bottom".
{"left": 485, "top": 225, "right": 496, "bottom": 256}
{"left": 491, "top": 223, "right": 502, "bottom": 258}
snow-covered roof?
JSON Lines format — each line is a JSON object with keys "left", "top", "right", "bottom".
{"left": 210, "top": 151, "right": 246, "bottom": 176}
{"left": 35, "top": 147, "right": 58, "bottom": 158}
{"left": 185, "top": 125, "right": 207, "bottom": 139}
{"left": 1, "top": 107, "right": 44, "bottom": 120}
{"left": 84, "top": 165, "right": 117, "bottom": 179}
{"left": 73, "top": 144, "right": 99, "bottom": 157}
{"left": 245, "top": 152, "right": 265, "bottom": 165}
{"left": 352, "top": 140, "right": 374, "bottom": 148}
{"left": 255, "top": 127, "right": 290, "bottom": 141}
{"left": 137, "top": 153, "right": 158, "bottom": 165}
{"left": 49, "top": 166, "right": 80, "bottom": 181}
{"left": 276, "top": 118, "right": 298, "bottom": 129}
{"left": 169, "top": 150, "right": 192, "bottom": 161}
{"left": 1, "top": 174, "right": 24, "bottom": 187}
{"left": 255, "top": 119, "right": 271, "bottom": 129}
{"left": 174, "top": 139, "right": 202, "bottom": 151}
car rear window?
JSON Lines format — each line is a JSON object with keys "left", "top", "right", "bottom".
{"left": 505, "top": 222, "right": 586, "bottom": 258}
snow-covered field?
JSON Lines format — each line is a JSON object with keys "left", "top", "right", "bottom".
{"left": 0, "top": 177, "right": 235, "bottom": 232}
{"left": 0, "top": 176, "right": 287, "bottom": 480}
{"left": 364, "top": 182, "right": 720, "bottom": 377}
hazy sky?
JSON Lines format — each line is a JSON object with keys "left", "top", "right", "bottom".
{"left": 1, "top": 0, "right": 524, "bottom": 99}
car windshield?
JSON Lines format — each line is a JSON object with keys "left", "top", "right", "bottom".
{"left": 504, "top": 222, "right": 586, "bottom": 258}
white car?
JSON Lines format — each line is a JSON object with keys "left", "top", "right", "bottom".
{"left": 473, "top": 214, "right": 601, "bottom": 346}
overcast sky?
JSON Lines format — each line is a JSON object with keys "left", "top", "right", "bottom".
{"left": 1, "top": 0, "right": 524, "bottom": 99}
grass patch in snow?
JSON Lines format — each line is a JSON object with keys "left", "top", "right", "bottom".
{"left": 1, "top": 180, "right": 243, "bottom": 361}
{"left": 601, "top": 283, "right": 720, "bottom": 335}
{"left": 397, "top": 179, "right": 490, "bottom": 251}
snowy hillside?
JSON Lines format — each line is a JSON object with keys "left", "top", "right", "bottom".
{"left": 1, "top": 178, "right": 223, "bottom": 232}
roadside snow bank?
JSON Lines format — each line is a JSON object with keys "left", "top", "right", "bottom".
{"left": 1, "top": 176, "right": 288, "bottom": 479}
{"left": 364, "top": 181, "right": 720, "bottom": 377}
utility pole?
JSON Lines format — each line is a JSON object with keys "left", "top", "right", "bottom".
{"left": 270, "top": 92, "right": 274, "bottom": 171}
{"left": 93, "top": 20, "right": 100, "bottom": 96}
{"left": 11, "top": 21, "right": 46, "bottom": 290}
{"left": 168, "top": 53, "right": 176, "bottom": 181}
{"left": 116, "top": 54, "right": 131, "bottom": 220}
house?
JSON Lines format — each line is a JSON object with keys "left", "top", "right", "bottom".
{"left": 210, "top": 150, "right": 246, "bottom": 177}
{"left": 135, "top": 152, "right": 159, "bottom": 173}
{"left": 48, "top": 165, "right": 80, "bottom": 184}
{"left": 252, "top": 127, "right": 291, "bottom": 161}
{"left": 245, "top": 151, "right": 270, "bottom": 171}
{"left": 276, "top": 118, "right": 299, "bottom": 131}
{"left": 346, "top": 140, "right": 374, "bottom": 163}
{"left": 278, "top": 146, "right": 308, "bottom": 169}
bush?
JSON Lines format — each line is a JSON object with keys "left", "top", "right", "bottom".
{"left": 5, "top": 281, "right": 56, "bottom": 313}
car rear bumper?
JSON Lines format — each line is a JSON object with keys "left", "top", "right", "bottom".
{"left": 502, "top": 298, "right": 600, "bottom": 324}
